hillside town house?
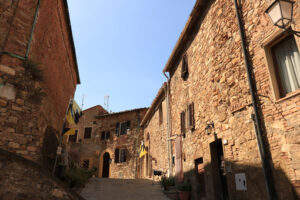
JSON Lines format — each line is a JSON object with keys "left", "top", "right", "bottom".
{"left": 140, "top": 83, "right": 171, "bottom": 180}
{"left": 0, "top": 0, "right": 80, "bottom": 165}
{"left": 0, "top": 0, "right": 85, "bottom": 199}
{"left": 65, "top": 107, "right": 148, "bottom": 179}
{"left": 141, "top": 0, "right": 300, "bottom": 199}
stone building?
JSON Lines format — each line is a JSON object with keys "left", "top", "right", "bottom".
{"left": 0, "top": 0, "right": 80, "bottom": 163}
{"left": 140, "top": 82, "right": 171, "bottom": 179}
{"left": 66, "top": 107, "right": 148, "bottom": 179}
{"left": 153, "top": 0, "right": 300, "bottom": 199}
{"left": 0, "top": 0, "right": 84, "bottom": 199}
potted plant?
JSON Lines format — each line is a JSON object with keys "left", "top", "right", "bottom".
{"left": 160, "top": 176, "right": 175, "bottom": 191}
{"left": 177, "top": 182, "right": 191, "bottom": 200}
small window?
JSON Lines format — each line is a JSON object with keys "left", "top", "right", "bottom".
{"left": 181, "top": 53, "right": 189, "bottom": 80}
{"left": 188, "top": 103, "right": 195, "bottom": 131}
{"left": 159, "top": 104, "right": 163, "bottom": 125}
{"left": 115, "top": 122, "right": 120, "bottom": 136}
{"left": 84, "top": 127, "right": 92, "bottom": 139}
{"left": 93, "top": 121, "right": 97, "bottom": 124}
{"left": 69, "top": 130, "right": 78, "bottom": 142}
{"left": 120, "top": 122, "right": 127, "bottom": 135}
{"left": 172, "top": 156, "right": 175, "bottom": 165}
{"left": 180, "top": 111, "right": 186, "bottom": 138}
{"left": 83, "top": 160, "right": 89, "bottom": 169}
{"left": 101, "top": 131, "right": 110, "bottom": 140}
{"left": 271, "top": 35, "right": 300, "bottom": 97}
{"left": 115, "top": 148, "right": 126, "bottom": 163}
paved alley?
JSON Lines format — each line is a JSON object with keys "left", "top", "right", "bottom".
{"left": 80, "top": 178, "right": 170, "bottom": 200}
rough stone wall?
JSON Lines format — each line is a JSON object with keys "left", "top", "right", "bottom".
{"left": 67, "top": 108, "right": 148, "bottom": 179}
{"left": 167, "top": 0, "right": 300, "bottom": 199}
{"left": 0, "top": 149, "right": 84, "bottom": 200}
{"left": 142, "top": 98, "right": 169, "bottom": 179}
{"left": 0, "top": 0, "right": 78, "bottom": 163}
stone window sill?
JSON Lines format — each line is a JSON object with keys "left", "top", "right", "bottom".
{"left": 275, "top": 89, "right": 300, "bottom": 103}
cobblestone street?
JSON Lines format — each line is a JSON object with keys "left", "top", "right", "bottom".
{"left": 80, "top": 178, "right": 170, "bottom": 200}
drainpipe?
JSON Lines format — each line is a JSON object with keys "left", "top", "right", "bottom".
{"left": 0, "top": 0, "right": 40, "bottom": 60}
{"left": 164, "top": 72, "right": 173, "bottom": 177}
{"left": 234, "top": 0, "right": 277, "bottom": 199}
{"left": 25, "top": 0, "right": 40, "bottom": 58}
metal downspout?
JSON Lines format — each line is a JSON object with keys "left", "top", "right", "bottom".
{"left": 25, "top": 0, "right": 40, "bottom": 58}
{"left": 234, "top": 0, "right": 277, "bottom": 199}
{"left": 164, "top": 72, "right": 173, "bottom": 177}
{"left": 0, "top": 0, "right": 40, "bottom": 60}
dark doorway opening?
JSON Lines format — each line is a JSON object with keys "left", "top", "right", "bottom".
{"left": 210, "top": 139, "right": 229, "bottom": 200}
{"left": 102, "top": 152, "right": 110, "bottom": 178}
{"left": 195, "top": 157, "right": 206, "bottom": 198}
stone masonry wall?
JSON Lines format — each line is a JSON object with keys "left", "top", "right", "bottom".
{"left": 0, "top": 149, "right": 84, "bottom": 200}
{"left": 67, "top": 108, "right": 147, "bottom": 179}
{"left": 0, "top": 0, "right": 78, "bottom": 163}
{"left": 143, "top": 98, "right": 169, "bottom": 179}
{"left": 167, "top": 0, "right": 300, "bottom": 199}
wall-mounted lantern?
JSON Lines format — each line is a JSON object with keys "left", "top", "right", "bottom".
{"left": 265, "top": 0, "right": 300, "bottom": 37}
{"left": 205, "top": 122, "right": 214, "bottom": 135}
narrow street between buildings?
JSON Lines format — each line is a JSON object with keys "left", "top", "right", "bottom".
{"left": 80, "top": 178, "right": 170, "bottom": 200}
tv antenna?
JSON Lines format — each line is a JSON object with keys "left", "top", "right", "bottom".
{"left": 104, "top": 95, "right": 109, "bottom": 111}
{"left": 81, "top": 94, "right": 86, "bottom": 110}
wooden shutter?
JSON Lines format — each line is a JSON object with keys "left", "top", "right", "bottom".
{"left": 115, "top": 149, "right": 119, "bottom": 163}
{"left": 115, "top": 122, "right": 120, "bottom": 136}
{"left": 107, "top": 131, "right": 110, "bottom": 140}
{"left": 121, "top": 122, "right": 127, "bottom": 135}
{"left": 180, "top": 111, "right": 186, "bottom": 137}
{"left": 101, "top": 131, "right": 105, "bottom": 140}
{"left": 121, "top": 149, "right": 126, "bottom": 162}
{"left": 189, "top": 103, "right": 195, "bottom": 130}
{"left": 84, "top": 127, "right": 92, "bottom": 138}
{"left": 181, "top": 54, "right": 188, "bottom": 79}
{"left": 126, "top": 120, "right": 131, "bottom": 129}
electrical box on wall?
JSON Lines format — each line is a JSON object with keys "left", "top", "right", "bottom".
{"left": 235, "top": 173, "right": 247, "bottom": 191}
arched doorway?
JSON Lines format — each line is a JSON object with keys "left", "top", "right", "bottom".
{"left": 102, "top": 152, "right": 110, "bottom": 178}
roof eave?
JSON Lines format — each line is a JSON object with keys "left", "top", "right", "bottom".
{"left": 63, "top": 0, "right": 81, "bottom": 84}
{"left": 163, "top": 0, "right": 208, "bottom": 73}
{"left": 140, "top": 82, "right": 167, "bottom": 127}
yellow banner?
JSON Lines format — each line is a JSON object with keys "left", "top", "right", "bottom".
{"left": 66, "top": 100, "right": 82, "bottom": 125}
{"left": 64, "top": 128, "right": 76, "bottom": 136}
{"left": 139, "top": 144, "right": 147, "bottom": 158}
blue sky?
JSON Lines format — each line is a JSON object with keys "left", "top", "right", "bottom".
{"left": 68, "top": 0, "right": 196, "bottom": 112}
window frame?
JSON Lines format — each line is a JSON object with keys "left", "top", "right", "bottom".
{"left": 83, "top": 159, "right": 89, "bottom": 169}
{"left": 181, "top": 53, "right": 189, "bottom": 80}
{"left": 263, "top": 30, "right": 300, "bottom": 101}
{"left": 101, "top": 131, "right": 110, "bottom": 141}
{"left": 115, "top": 148, "right": 126, "bottom": 163}
{"left": 68, "top": 130, "right": 78, "bottom": 142}
{"left": 159, "top": 103, "right": 163, "bottom": 125}
{"left": 116, "top": 121, "right": 131, "bottom": 136}
{"left": 84, "top": 127, "right": 92, "bottom": 139}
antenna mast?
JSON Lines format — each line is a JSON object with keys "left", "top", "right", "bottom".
{"left": 104, "top": 95, "right": 109, "bottom": 111}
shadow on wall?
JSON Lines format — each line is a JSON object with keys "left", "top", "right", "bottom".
{"left": 41, "top": 126, "right": 59, "bottom": 171}
{"left": 181, "top": 161, "right": 298, "bottom": 200}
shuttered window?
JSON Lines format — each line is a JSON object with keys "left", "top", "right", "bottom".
{"left": 83, "top": 160, "right": 89, "bottom": 169}
{"left": 181, "top": 54, "right": 189, "bottom": 80}
{"left": 115, "top": 149, "right": 120, "bottom": 163}
{"left": 115, "top": 148, "right": 126, "bottom": 163}
{"left": 115, "top": 122, "right": 120, "bottom": 136}
{"left": 84, "top": 127, "right": 92, "bottom": 139}
{"left": 188, "top": 103, "right": 195, "bottom": 130}
{"left": 101, "top": 131, "right": 110, "bottom": 140}
{"left": 180, "top": 111, "right": 186, "bottom": 137}
{"left": 69, "top": 130, "right": 78, "bottom": 142}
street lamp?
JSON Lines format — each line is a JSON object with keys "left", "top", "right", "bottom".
{"left": 265, "top": 0, "right": 300, "bottom": 36}
{"left": 205, "top": 122, "right": 214, "bottom": 135}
